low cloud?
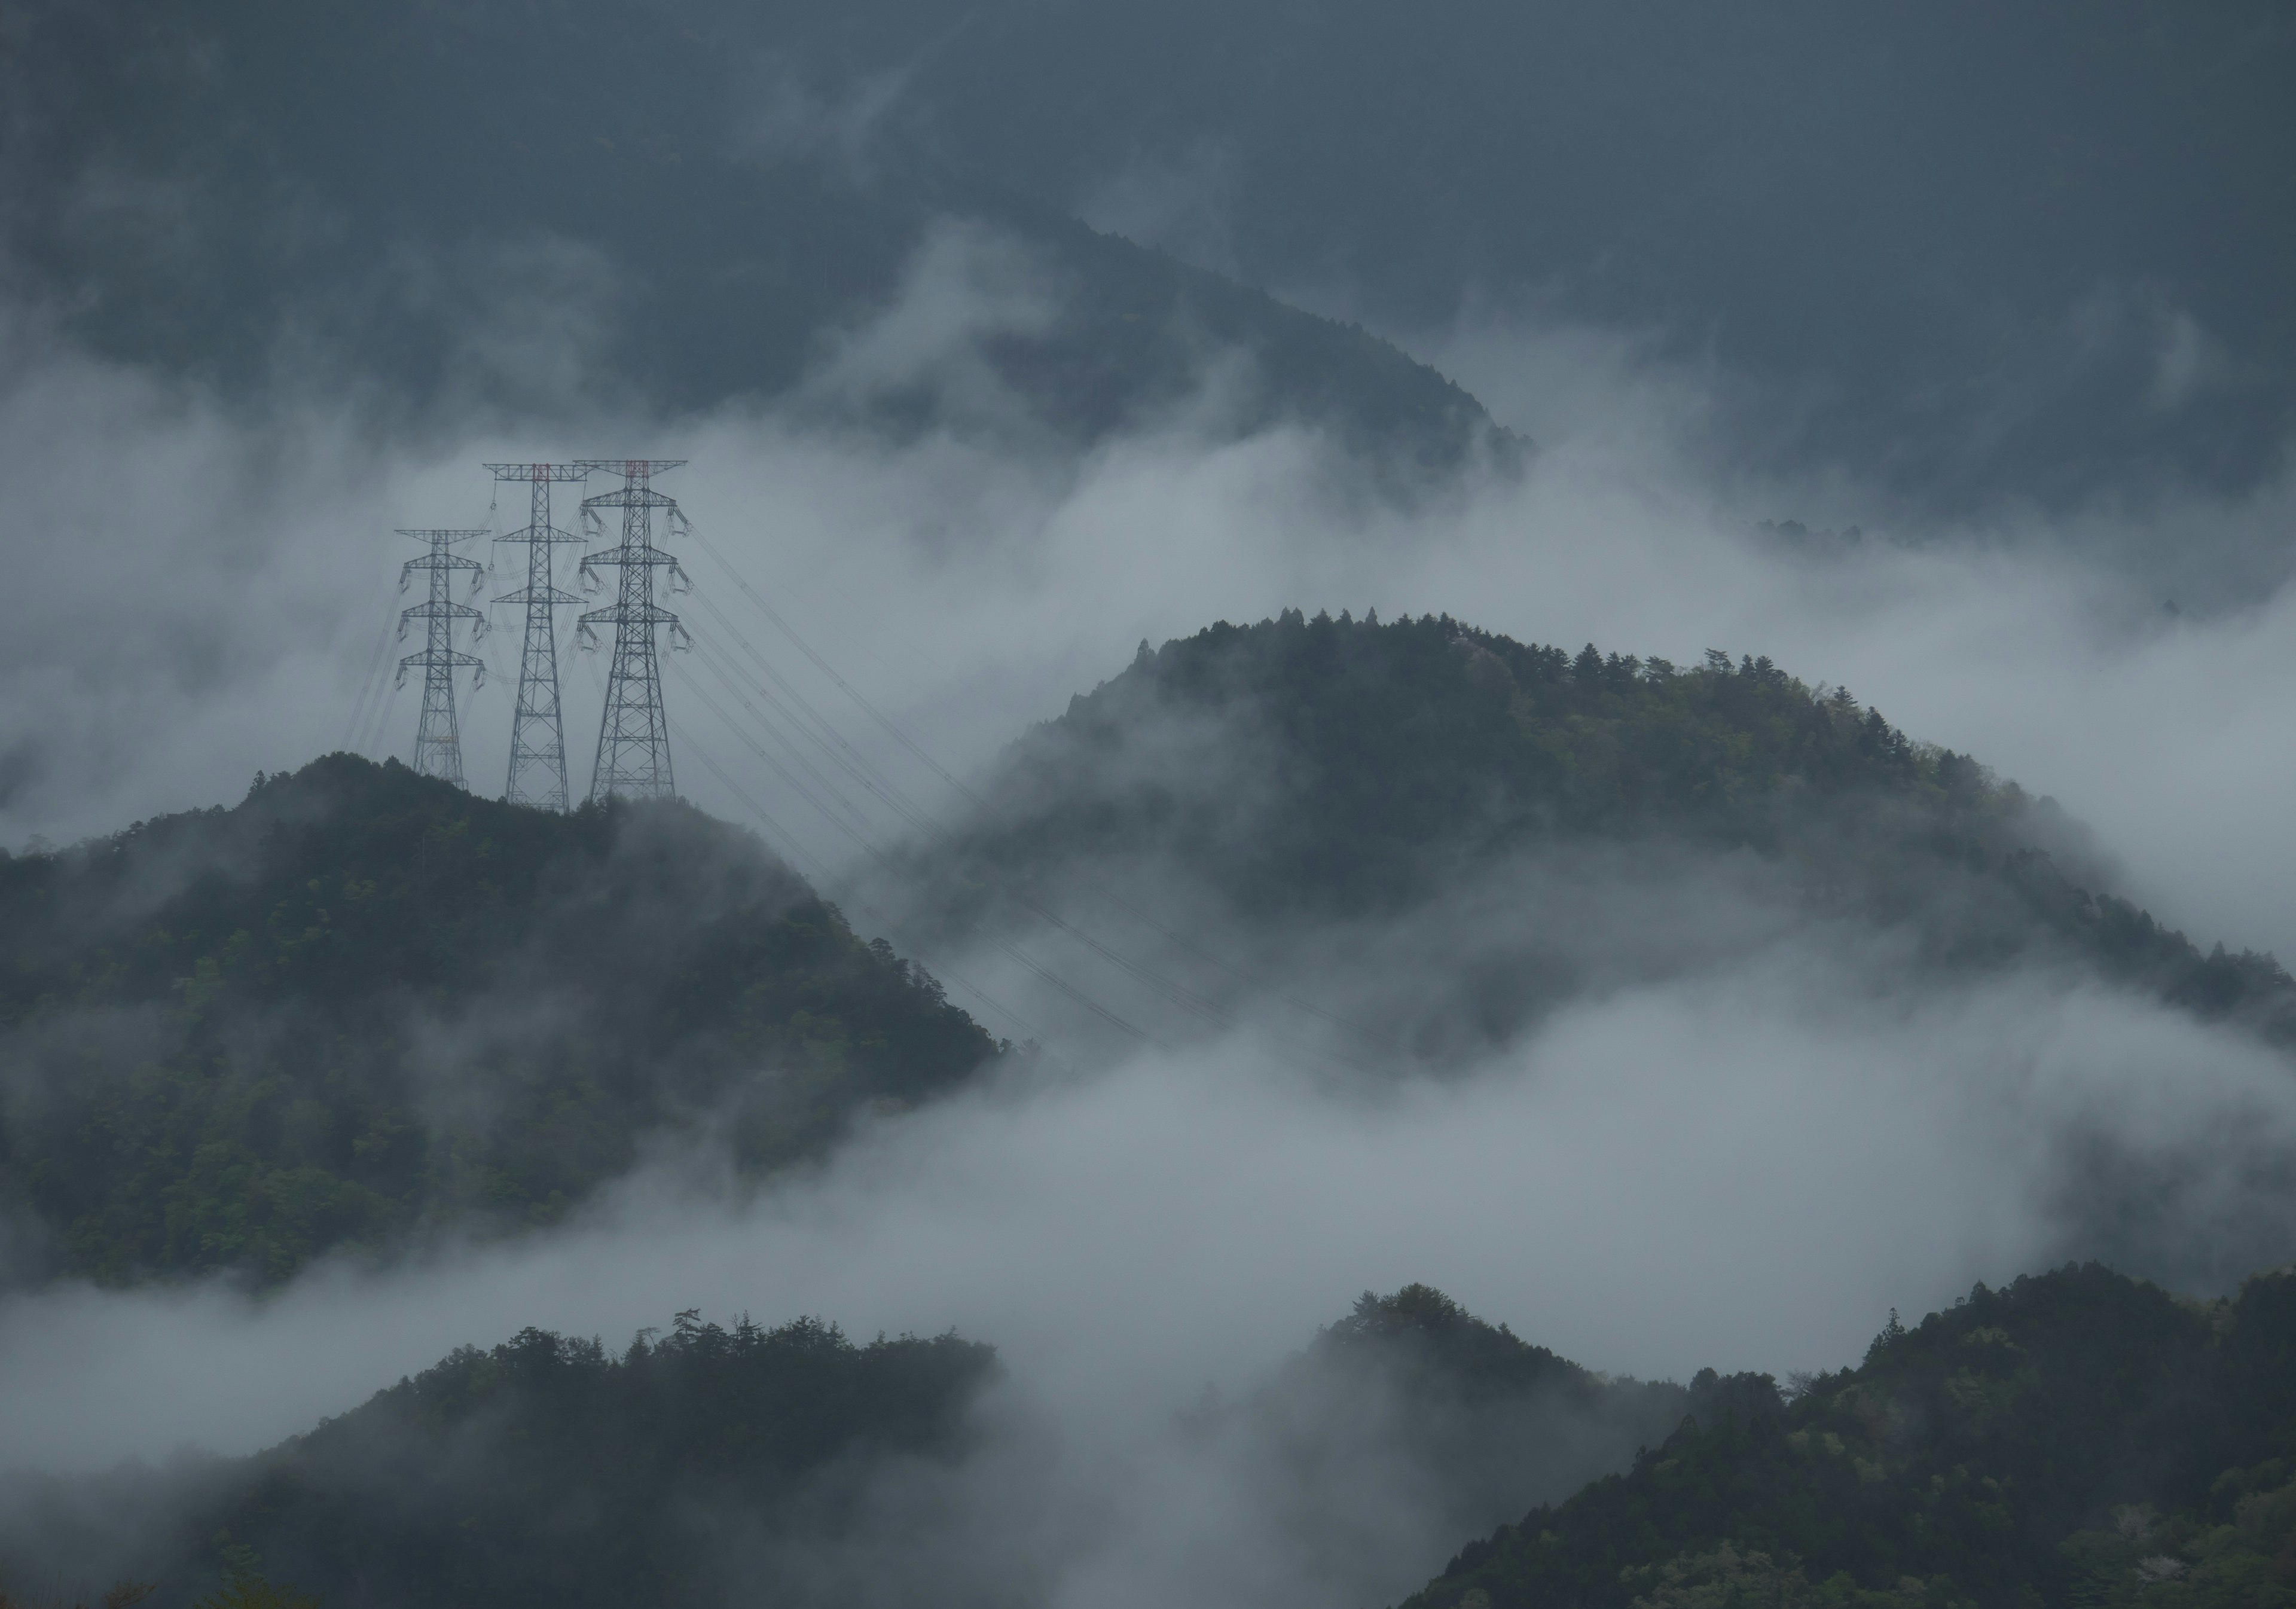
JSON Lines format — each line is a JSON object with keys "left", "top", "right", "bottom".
{"left": 5, "top": 211, "right": 2296, "bottom": 1603}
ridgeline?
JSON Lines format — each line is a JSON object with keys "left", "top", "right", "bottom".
{"left": 0, "top": 755, "right": 997, "bottom": 1287}
{"left": 1402, "top": 1264, "right": 2296, "bottom": 1609}
{"left": 920, "top": 611, "right": 2296, "bottom": 1048}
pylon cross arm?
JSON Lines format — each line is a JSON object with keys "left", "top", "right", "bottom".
{"left": 579, "top": 602, "right": 682, "bottom": 627}
{"left": 498, "top": 523, "right": 587, "bottom": 545}
{"left": 484, "top": 464, "right": 589, "bottom": 482}
{"left": 581, "top": 487, "right": 680, "bottom": 511}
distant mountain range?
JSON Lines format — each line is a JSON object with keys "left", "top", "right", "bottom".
{"left": 10, "top": 1266, "right": 2296, "bottom": 1609}
{"left": 0, "top": 0, "right": 1512, "bottom": 470}
{"left": 12, "top": 2, "right": 2285, "bottom": 503}
{"left": 5, "top": 615, "right": 2289, "bottom": 1292}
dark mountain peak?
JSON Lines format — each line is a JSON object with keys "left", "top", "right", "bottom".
{"left": 929, "top": 613, "right": 2296, "bottom": 1055}
{"left": 1408, "top": 1260, "right": 2296, "bottom": 1609}
{"left": 1320, "top": 1285, "right": 1589, "bottom": 1399}
{"left": 0, "top": 753, "right": 999, "bottom": 1289}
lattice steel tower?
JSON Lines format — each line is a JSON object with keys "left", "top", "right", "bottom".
{"left": 575, "top": 459, "right": 691, "bottom": 801}
{"left": 396, "top": 529, "right": 490, "bottom": 787}
{"left": 487, "top": 463, "right": 588, "bottom": 811}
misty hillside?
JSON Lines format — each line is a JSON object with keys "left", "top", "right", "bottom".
{"left": 909, "top": 611, "right": 2296, "bottom": 1054}
{"left": 1401, "top": 1262, "right": 2296, "bottom": 1609}
{"left": 0, "top": 1285, "right": 1754, "bottom": 1609}
{"left": 0, "top": 0, "right": 1509, "bottom": 468}
{"left": 0, "top": 755, "right": 997, "bottom": 1288}
{"left": 14, "top": 1268, "right": 2296, "bottom": 1609}
{"left": 0, "top": 1309, "right": 1000, "bottom": 1609}
{"left": 1214, "top": 1284, "right": 1767, "bottom": 1609}
{"left": 16, "top": 4, "right": 2281, "bottom": 501}
{"left": 668, "top": 0, "right": 2295, "bottom": 507}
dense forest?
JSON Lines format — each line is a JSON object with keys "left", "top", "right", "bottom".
{"left": 914, "top": 610, "right": 2296, "bottom": 1051}
{"left": 11, "top": 614, "right": 2289, "bottom": 1290}
{"left": 11, "top": 1267, "right": 2293, "bottom": 1609}
{"left": 0, "top": 755, "right": 998, "bottom": 1287}
{"left": 1400, "top": 1263, "right": 2296, "bottom": 1609}
{"left": 0, "top": 1283, "right": 1787, "bottom": 1609}
{"left": 0, "top": 1310, "right": 997, "bottom": 1609}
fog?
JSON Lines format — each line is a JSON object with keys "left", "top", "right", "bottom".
{"left": 7, "top": 924, "right": 2295, "bottom": 1598}
{"left": 4, "top": 210, "right": 2296, "bottom": 1602}
{"left": 7, "top": 236, "right": 2296, "bottom": 954}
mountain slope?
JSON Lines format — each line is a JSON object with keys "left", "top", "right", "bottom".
{"left": 1220, "top": 1284, "right": 1770, "bottom": 1608}
{"left": 906, "top": 612, "right": 2296, "bottom": 1052}
{"left": 1400, "top": 1263, "right": 2296, "bottom": 1609}
{"left": 0, "top": 1285, "right": 1752, "bottom": 1609}
{"left": 0, "top": 0, "right": 1511, "bottom": 469}
{"left": 0, "top": 755, "right": 998, "bottom": 1287}
{"left": 0, "top": 1310, "right": 999, "bottom": 1609}
{"left": 671, "top": 0, "right": 2296, "bottom": 508}
{"left": 12, "top": 1269, "right": 2288, "bottom": 1609}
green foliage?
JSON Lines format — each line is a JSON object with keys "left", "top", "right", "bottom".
{"left": 0, "top": 756, "right": 999, "bottom": 1286}
{"left": 1398, "top": 1265, "right": 2296, "bottom": 1609}
{"left": 184, "top": 1311, "right": 996, "bottom": 1609}
{"left": 941, "top": 612, "right": 2295, "bottom": 1036}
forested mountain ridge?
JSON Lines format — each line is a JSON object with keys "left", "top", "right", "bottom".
{"left": 1231, "top": 1284, "right": 1782, "bottom": 1608}
{"left": 0, "top": 1284, "right": 1767, "bottom": 1609}
{"left": 0, "top": 755, "right": 998, "bottom": 1288}
{"left": 1397, "top": 1263, "right": 2296, "bottom": 1609}
{"left": 12, "top": 1269, "right": 2292, "bottom": 1609}
{"left": 917, "top": 611, "right": 2295, "bottom": 1048}
{"left": 0, "top": 1309, "right": 1000, "bottom": 1609}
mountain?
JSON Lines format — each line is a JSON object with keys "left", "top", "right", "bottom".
{"left": 1399, "top": 1262, "right": 2296, "bottom": 1609}
{"left": 0, "top": 1285, "right": 1775, "bottom": 1609}
{"left": 1211, "top": 1284, "right": 1768, "bottom": 1609}
{"left": 0, "top": 1309, "right": 999, "bottom": 1609}
{"left": 13, "top": 1268, "right": 2292, "bottom": 1609}
{"left": 12, "top": 616, "right": 2288, "bottom": 1290}
{"left": 649, "top": 0, "right": 2296, "bottom": 509}
{"left": 0, "top": 0, "right": 1512, "bottom": 470}
{"left": 900, "top": 611, "right": 2296, "bottom": 1057}
{"left": 22, "top": 3, "right": 2284, "bottom": 503}
{"left": 0, "top": 755, "right": 997, "bottom": 1288}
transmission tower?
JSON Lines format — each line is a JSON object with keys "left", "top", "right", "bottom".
{"left": 486, "top": 463, "right": 588, "bottom": 811}
{"left": 575, "top": 459, "right": 691, "bottom": 801}
{"left": 396, "top": 529, "right": 490, "bottom": 787}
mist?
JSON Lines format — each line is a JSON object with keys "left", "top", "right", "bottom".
{"left": 6, "top": 915, "right": 2294, "bottom": 1599}
{"left": 5, "top": 196, "right": 2296, "bottom": 1604}
{"left": 8, "top": 240, "right": 2295, "bottom": 956}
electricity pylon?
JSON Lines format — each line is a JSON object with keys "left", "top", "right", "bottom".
{"left": 396, "top": 529, "right": 490, "bottom": 787}
{"left": 575, "top": 459, "right": 691, "bottom": 801}
{"left": 486, "top": 462, "right": 588, "bottom": 811}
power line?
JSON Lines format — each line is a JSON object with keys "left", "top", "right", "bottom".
{"left": 681, "top": 537, "right": 1399, "bottom": 1056}
{"left": 670, "top": 655, "right": 1168, "bottom": 1051}
{"left": 343, "top": 604, "right": 399, "bottom": 753}
{"left": 667, "top": 713, "right": 1049, "bottom": 1048}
